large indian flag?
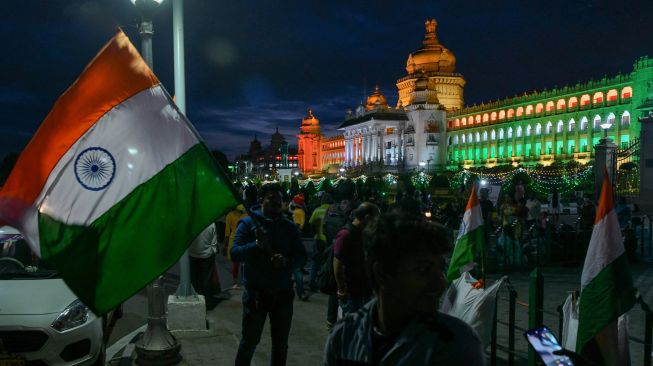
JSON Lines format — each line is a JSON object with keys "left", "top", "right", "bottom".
{"left": 447, "top": 186, "right": 484, "bottom": 283}
{"left": 576, "top": 170, "right": 636, "bottom": 362}
{"left": 0, "top": 31, "right": 237, "bottom": 315}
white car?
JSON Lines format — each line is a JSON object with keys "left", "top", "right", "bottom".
{"left": 0, "top": 226, "right": 106, "bottom": 366}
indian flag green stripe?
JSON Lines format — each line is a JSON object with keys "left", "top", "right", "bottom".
{"left": 447, "top": 225, "right": 483, "bottom": 282}
{"left": 38, "top": 143, "right": 237, "bottom": 314}
{"left": 576, "top": 253, "right": 636, "bottom": 352}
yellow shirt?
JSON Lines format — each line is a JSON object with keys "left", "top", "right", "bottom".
{"left": 225, "top": 208, "right": 248, "bottom": 261}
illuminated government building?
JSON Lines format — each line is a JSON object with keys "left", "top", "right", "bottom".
{"left": 295, "top": 18, "right": 653, "bottom": 175}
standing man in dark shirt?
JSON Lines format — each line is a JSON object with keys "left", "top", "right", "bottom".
{"left": 333, "top": 202, "right": 380, "bottom": 315}
{"left": 231, "top": 184, "right": 307, "bottom": 366}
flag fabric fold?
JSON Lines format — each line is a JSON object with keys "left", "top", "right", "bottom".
{"left": 447, "top": 186, "right": 484, "bottom": 283}
{"left": 576, "top": 170, "right": 636, "bottom": 363}
{"left": 0, "top": 30, "right": 237, "bottom": 315}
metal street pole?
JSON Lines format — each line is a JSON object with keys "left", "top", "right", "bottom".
{"left": 172, "top": 0, "right": 195, "bottom": 298}
{"left": 132, "top": 1, "right": 182, "bottom": 364}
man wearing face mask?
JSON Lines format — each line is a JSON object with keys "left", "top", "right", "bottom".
{"left": 232, "top": 183, "right": 307, "bottom": 366}
{"left": 324, "top": 212, "right": 485, "bottom": 365}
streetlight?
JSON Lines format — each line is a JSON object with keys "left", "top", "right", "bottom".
{"left": 600, "top": 120, "right": 613, "bottom": 140}
{"left": 130, "top": 1, "right": 182, "bottom": 365}
{"left": 419, "top": 161, "right": 426, "bottom": 171}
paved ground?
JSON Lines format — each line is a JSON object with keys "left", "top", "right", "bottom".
{"left": 107, "top": 238, "right": 653, "bottom": 366}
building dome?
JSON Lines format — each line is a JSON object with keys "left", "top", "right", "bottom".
{"left": 366, "top": 85, "right": 389, "bottom": 111}
{"left": 406, "top": 19, "right": 456, "bottom": 74}
{"left": 301, "top": 108, "right": 320, "bottom": 126}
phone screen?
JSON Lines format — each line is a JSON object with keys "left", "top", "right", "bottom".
{"left": 524, "top": 327, "right": 575, "bottom": 366}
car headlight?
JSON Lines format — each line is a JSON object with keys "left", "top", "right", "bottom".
{"left": 51, "top": 300, "right": 90, "bottom": 331}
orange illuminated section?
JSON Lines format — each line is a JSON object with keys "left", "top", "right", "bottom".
{"left": 621, "top": 86, "right": 632, "bottom": 99}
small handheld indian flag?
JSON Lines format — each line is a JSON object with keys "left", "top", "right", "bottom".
{"left": 577, "top": 169, "right": 636, "bottom": 363}
{"left": 446, "top": 186, "right": 484, "bottom": 283}
{"left": 0, "top": 30, "right": 237, "bottom": 315}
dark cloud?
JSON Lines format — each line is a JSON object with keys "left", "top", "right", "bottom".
{"left": 1, "top": 0, "right": 652, "bottom": 160}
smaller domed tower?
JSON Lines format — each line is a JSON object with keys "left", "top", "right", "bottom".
{"left": 297, "top": 108, "right": 323, "bottom": 174}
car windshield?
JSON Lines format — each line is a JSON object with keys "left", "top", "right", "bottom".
{"left": 0, "top": 238, "right": 59, "bottom": 280}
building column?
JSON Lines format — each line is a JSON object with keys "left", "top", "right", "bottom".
{"left": 398, "top": 128, "right": 404, "bottom": 163}
{"left": 379, "top": 131, "right": 385, "bottom": 165}
{"left": 372, "top": 131, "right": 378, "bottom": 162}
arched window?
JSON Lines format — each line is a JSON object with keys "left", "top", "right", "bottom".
{"left": 516, "top": 126, "right": 523, "bottom": 138}
{"left": 467, "top": 133, "right": 473, "bottom": 143}
{"left": 557, "top": 99, "right": 566, "bottom": 110}
{"left": 483, "top": 113, "right": 489, "bottom": 123}
{"left": 461, "top": 134, "right": 466, "bottom": 144}
{"left": 568, "top": 118, "right": 576, "bottom": 132}
{"left": 516, "top": 107, "right": 524, "bottom": 117}
{"left": 580, "top": 94, "right": 590, "bottom": 106}
{"left": 568, "top": 96, "right": 578, "bottom": 108}
{"left": 606, "top": 113, "right": 615, "bottom": 128}
{"left": 593, "top": 92, "right": 604, "bottom": 104}
{"left": 621, "top": 111, "right": 631, "bottom": 127}
{"left": 475, "top": 132, "right": 481, "bottom": 142}
{"left": 482, "top": 131, "right": 488, "bottom": 141}
{"left": 499, "top": 110, "right": 506, "bottom": 120}
{"left": 526, "top": 125, "right": 532, "bottom": 136}
{"left": 461, "top": 118, "right": 466, "bottom": 126}
{"left": 475, "top": 115, "right": 482, "bottom": 124}
{"left": 491, "top": 130, "right": 496, "bottom": 140}
{"left": 491, "top": 112, "right": 497, "bottom": 121}
{"left": 607, "top": 89, "right": 618, "bottom": 102}
{"left": 499, "top": 128, "right": 504, "bottom": 140}
{"left": 535, "top": 123, "right": 542, "bottom": 135}
{"left": 526, "top": 105, "right": 534, "bottom": 115}
{"left": 621, "top": 86, "right": 633, "bottom": 99}
{"left": 507, "top": 127, "right": 513, "bottom": 138}
{"left": 593, "top": 115, "right": 602, "bottom": 129}
{"left": 468, "top": 116, "right": 474, "bottom": 126}
{"left": 455, "top": 119, "right": 460, "bottom": 128}
{"left": 536, "top": 103, "right": 544, "bottom": 114}
{"left": 556, "top": 120, "right": 564, "bottom": 133}
{"left": 580, "top": 117, "right": 588, "bottom": 131}
{"left": 546, "top": 122, "right": 553, "bottom": 135}
{"left": 507, "top": 109, "right": 515, "bottom": 118}
{"left": 546, "top": 101, "right": 554, "bottom": 112}
{"left": 453, "top": 135, "right": 459, "bottom": 145}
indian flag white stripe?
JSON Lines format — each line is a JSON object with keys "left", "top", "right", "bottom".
{"left": 581, "top": 209, "right": 624, "bottom": 290}
{"left": 456, "top": 204, "right": 483, "bottom": 241}
{"left": 23, "top": 85, "right": 196, "bottom": 252}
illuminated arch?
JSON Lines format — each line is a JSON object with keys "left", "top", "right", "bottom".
{"left": 474, "top": 132, "right": 480, "bottom": 142}
{"left": 536, "top": 103, "right": 544, "bottom": 114}
{"left": 455, "top": 119, "right": 460, "bottom": 127}
{"left": 568, "top": 118, "right": 576, "bottom": 132}
{"left": 593, "top": 115, "right": 602, "bottom": 129}
{"left": 467, "top": 133, "right": 473, "bottom": 143}
{"left": 526, "top": 105, "right": 534, "bottom": 115}
{"left": 535, "top": 123, "right": 542, "bottom": 135}
{"left": 468, "top": 116, "right": 474, "bottom": 125}
{"left": 482, "top": 131, "right": 488, "bottom": 141}
{"left": 556, "top": 120, "right": 564, "bottom": 133}
{"left": 526, "top": 125, "right": 532, "bottom": 136}
{"left": 499, "top": 128, "right": 504, "bottom": 140}
{"left": 461, "top": 134, "right": 466, "bottom": 144}
{"left": 499, "top": 110, "right": 506, "bottom": 120}
{"left": 453, "top": 135, "right": 459, "bottom": 145}
{"left": 556, "top": 99, "right": 566, "bottom": 110}
{"left": 545, "top": 121, "right": 553, "bottom": 135}
{"left": 580, "top": 94, "right": 590, "bottom": 106}
{"left": 607, "top": 89, "right": 618, "bottom": 102}
{"left": 593, "top": 92, "right": 604, "bottom": 104}
{"left": 475, "top": 115, "right": 482, "bottom": 124}
{"left": 491, "top": 130, "right": 496, "bottom": 140}
{"left": 490, "top": 112, "right": 497, "bottom": 121}
{"left": 483, "top": 113, "right": 489, "bottom": 123}
{"left": 580, "top": 116, "right": 588, "bottom": 131}
{"left": 606, "top": 112, "right": 616, "bottom": 127}
{"left": 621, "top": 111, "right": 631, "bottom": 127}
{"left": 621, "top": 86, "right": 633, "bottom": 99}
{"left": 507, "top": 109, "right": 515, "bottom": 119}
{"left": 516, "top": 126, "right": 522, "bottom": 137}
{"left": 516, "top": 107, "right": 524, "bottom": 117}
{"left": 568, "top": 96, "right": 578, "bottom": 108}
{"left": 546, "top": 101, "right": 554, "bottom": 112}
{"left": 507, "top": 127, "right": 513, "bottom": 138}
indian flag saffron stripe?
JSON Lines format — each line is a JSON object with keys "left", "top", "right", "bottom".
{"left": 576, "top": 171, "right": 636, "bottom": 354}
{"left": 447, "top": 186, "right": 484, "bottom": 282}
{"left": 0, "top": 31, "right": 157, "bottom": 228}
{"left": 0, "top": 30, "right": 238, "bottom": 315}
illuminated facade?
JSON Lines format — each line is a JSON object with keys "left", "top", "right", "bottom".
{"left": 446, "top": 56, "right": 653, "bottom": 168}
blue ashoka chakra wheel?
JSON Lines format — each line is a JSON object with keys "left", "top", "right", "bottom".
{"left": 74, "top": 147, "right": 116, "bottom": 191}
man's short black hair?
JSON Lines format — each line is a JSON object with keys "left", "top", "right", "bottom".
{"left": 363, "top": 212, "right": 451, "bottom": 289}
{"left": 259, "top": 183, "right": 283, "bottom": 200}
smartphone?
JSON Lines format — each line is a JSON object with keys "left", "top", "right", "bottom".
{"left": 524, "top": 326, "right": 575, "bottom": 366}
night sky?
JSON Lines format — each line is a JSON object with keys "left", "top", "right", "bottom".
{"left": 1, "top": 0, "right": 652, "bottom": 160}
